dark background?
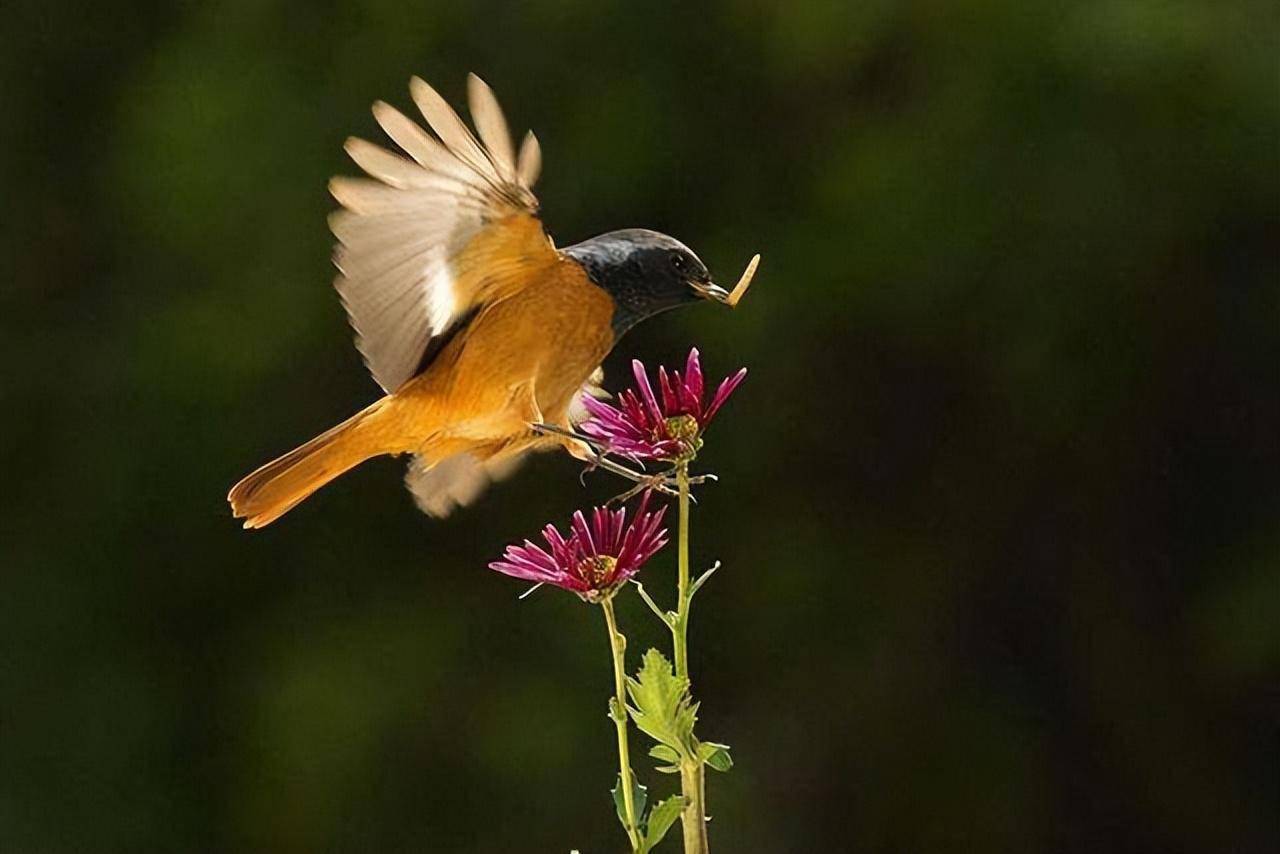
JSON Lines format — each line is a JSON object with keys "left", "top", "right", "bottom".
{"left": 2, "top": 1, "right": 1277, "bottom": 851}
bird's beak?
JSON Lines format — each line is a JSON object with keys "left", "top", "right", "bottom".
{"left": 692, "top": 254, "right": 760, "bottom": 307}
{"left": 691, "top": 279, "right": 731, "bottom": 301}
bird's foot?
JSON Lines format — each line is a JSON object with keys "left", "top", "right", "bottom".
{"left": 607, "top": 473, "right": 681, "bottom": 505}
{"left": 605, "top": 471, "right": 718, "bottom": 505}
{"left": 528, "top": 421, "right": 603, "bottom": 450}
{"left": 528, "top": 421, "right": 717, "bottom": 501}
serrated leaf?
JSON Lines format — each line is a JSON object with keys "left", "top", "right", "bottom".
{"left": 649, "top": 744, "right": 680, "bottom": 764}
{"left": 698, "top": 741, "right": 734, "bottom": 772}
{"left": 612, "top": 771, "right": 647, "bottom": 832}
{"left": 626, "top": 649, "right": 697, "bottom": 756}
{"left": 639, "top": 796, "right": 686, "bottom": 852}
{"left": 654, "top": 764, "right": 680, "bottom": 774}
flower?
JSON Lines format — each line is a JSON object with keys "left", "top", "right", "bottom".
{"left": 489, "top": 494, "right": 669, "bottom": 602}
{"left": 580, "top": 348, "right": 747, "bottom": 461}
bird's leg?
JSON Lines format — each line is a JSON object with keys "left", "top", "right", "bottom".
{"left": 526, "top": 422, "right": 720, "bottom": 497}
{"left": 604, "top": 469, "right": 713, "bottom": 506}
{"left": 528, "top": 421, "right": 681, "bottom": 498}
{"left": 581, "top": 455, "right": 681, "bottom": 499}
{"left": 601, "top": 471, "right": 693, "bottom": 504}
{"left": 528, "top": 421, "right": 605, "bottom": 452}
{"left": 512, "top": 381, "right": 545, "bottom": 426}
{"left": 607, "top": 477, "right": 667, "bottom": 507}
{"left": 605, "top": 469, "right": 724, "bottom": 505}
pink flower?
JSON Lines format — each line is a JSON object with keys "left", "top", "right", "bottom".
{"left": 489, "top": 494, "right": 669, "bottom": 602}
{"left": 580, "top": 348, "right": 747, "bottom": 461}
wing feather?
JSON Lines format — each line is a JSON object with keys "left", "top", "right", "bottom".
{"left": 517, "top": 131, "right": 542, "bottom": 188}
{"left": 405, "top": 452, "right": 526, "bottom": 518}
{"left": 332, "top": 75, "right": 550, "bottom": 393}
{"left": 371, "top": 101, "right": 487, "bottom": 188}
{"left": 409, "top": 77, "right": 493, "bottom": 177}
{"left": 467, "top": 74, "right": 516, "bottom": 181}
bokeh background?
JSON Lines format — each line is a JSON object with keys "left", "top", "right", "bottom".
{"left": 3, "top": 1, "right": 1277, "bottom": 851}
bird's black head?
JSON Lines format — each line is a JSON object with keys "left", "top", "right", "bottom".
{"left": 563, "top": 229, "right": 728, "bottom": 338}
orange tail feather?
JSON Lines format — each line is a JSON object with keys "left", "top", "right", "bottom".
{"left": 228, "top": 406, "right": 382, "bottom": 529}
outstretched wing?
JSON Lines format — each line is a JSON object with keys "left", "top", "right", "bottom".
{"left": 330, "top": 74, "right": 552, "bottom": 393}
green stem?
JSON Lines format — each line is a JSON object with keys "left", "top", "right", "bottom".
{"left": 672, "top": 462, "right": 709, "bottom": 853}
{"left": 680, "top": 760, "right": 709, "bottom": 854}
{"left": 632, "top": 581, "right": 672, "bottom": 626}
{"left": 602, "top": 597, "right": 642, "bottom": 853}
{"left": 674, "top": 462, "right": 691, "bottom": 680}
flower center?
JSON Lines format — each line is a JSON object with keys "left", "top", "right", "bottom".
{"left": 664, "top": 414, "right": 700, "bottom": 441}
{"left": 576, "top": 554, "right": 618, "bottom": 588}
{"left": 660, "top": 414, "right": 703, "bottom": 460}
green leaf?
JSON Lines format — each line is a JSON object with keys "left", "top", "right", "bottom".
{"left": 626, "top": 649, "right": 697, "bottom": 756}
{"left": 698, "top": 741, "right": 734, "bottom": 772}
{"left": 649, "top": 744, "right": 680, "bottom": 764}
{"left": 639, "top": 796, "right": 686, "bottom": 852}
{"left": 611, "top": 771, "right": 648, "bottom": 832}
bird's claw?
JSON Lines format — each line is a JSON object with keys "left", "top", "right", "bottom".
{"left": 607, "top": 474, "right": 683, "bottom": 506}
{"left": 531, "top": 421, "right": 719, "bottom": 501}
{"left": 601, "top": 468, "right": 721, "bottom": 505}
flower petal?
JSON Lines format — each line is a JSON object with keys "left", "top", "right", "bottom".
{"left": 684, "top": 348, "right": 704, "bottom": 409}
{"left": 570, "top": 509, "right": 596, "bottom": 557}
{"left": 675, "top": 368, "right": 702, "bottom": 416}
{"left": 658, "top": 366, "right": 679, "bottom": 413}
{"left": 631, "top": 359, "right": 664, "bottom": 423}
{"left": 703, "top": 367, "right": 747, "bottom": 425}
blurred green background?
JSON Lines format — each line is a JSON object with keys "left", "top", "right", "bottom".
{"left": 2, "top": 1, "right": 1277, "bottom": 851}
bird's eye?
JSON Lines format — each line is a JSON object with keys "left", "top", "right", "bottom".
{"left": 670, "top": 252, "right": 687, "bottom": 272}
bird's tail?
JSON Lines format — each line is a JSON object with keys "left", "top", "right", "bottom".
{"left": 228, "top": 402, "right": 385, "bottom": 529}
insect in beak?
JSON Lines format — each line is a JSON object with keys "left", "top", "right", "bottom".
{"left": 691, "top": 254, "right": 760, "bottom": 307}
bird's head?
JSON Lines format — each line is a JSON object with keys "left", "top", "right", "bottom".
{"left": 565, "top": 229, "right": 757, "bottom": 338}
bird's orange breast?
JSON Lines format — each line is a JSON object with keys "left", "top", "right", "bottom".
{"left": 372, "top": 256, "right": 615, "bottom": 453}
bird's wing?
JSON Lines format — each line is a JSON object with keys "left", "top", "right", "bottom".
{"left": 330, "top": 74, "right": 552, "bottom": 394}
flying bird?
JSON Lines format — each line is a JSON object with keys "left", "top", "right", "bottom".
{"left": 228, "top": 74, "right": 758, "bottom": 528}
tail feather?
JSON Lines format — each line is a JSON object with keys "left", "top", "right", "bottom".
{"left": 228, "top": 407, "right": 380, "bottom": 529}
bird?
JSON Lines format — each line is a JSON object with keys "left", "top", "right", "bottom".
{"left": 227, "top": 74, "right": 758, "bottom": 528}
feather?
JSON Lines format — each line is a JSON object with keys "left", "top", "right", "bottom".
{"left": 467, "top": 74, "right": 516, "bottom": 181}
{"left": 371, "top": 101, "right": 484, "bottom": 187}
{"left": 405, "top": 452, "right": 526, "bottom": 518}
{"left": 409, "top": 76, "right": 492, "bottom": 175}
{"left": 517, "top": 131, "right": 542, "bottom": 189}
{"left": 331, "top": 75, "right": 549, "bottom": 393}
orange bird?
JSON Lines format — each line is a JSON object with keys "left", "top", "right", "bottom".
{"left": 228, "top": 74, "right": 758, "bottom": 528}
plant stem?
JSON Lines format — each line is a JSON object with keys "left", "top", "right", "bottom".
{"left": 680, "top": 760, "right": 709, "bottom": 854}
{"left": 602, "top": 597, "right": 642, "bottom": 853}
{"left": 632, "top": 581, "right": 671, "bottom": 626}
{"left": 674, "top": 462, "right": 692, "bottom": 680}
{"left": 672, "top": 462, "right": 709, "bottom": 853}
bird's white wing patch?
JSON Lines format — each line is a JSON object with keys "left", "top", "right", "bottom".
{"left": 331, "top": 74, "right": 542, "bottom": 394}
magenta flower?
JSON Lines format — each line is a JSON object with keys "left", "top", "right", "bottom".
{"left": 489, "top": 494, "right": 669, "bottom": 602}
{"left": 580, "top": 348, "right": 747, "bottom": 461}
